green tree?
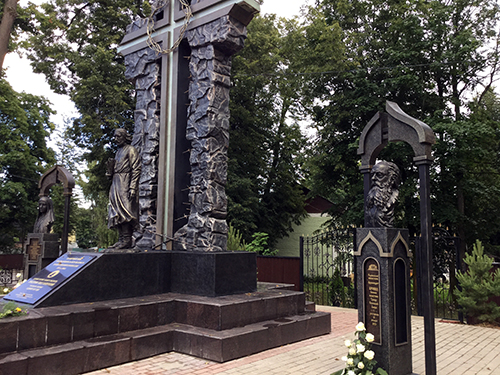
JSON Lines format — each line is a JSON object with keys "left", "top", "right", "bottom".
{"left": 79, "top": 161, "right": 117, "bottom": 248}
{"left": 0, "top": 0, "right": 37, "bottom": 71}
{"left": 0, "top": 78, "right": 55, "bottom": 252}
{"left": 455, "top": 240, "right": 500, "bottom": 324}
{"left": 73, "top": 206, "right": 98, "bottom": 248}
{"left": 308, "top": 0, "right": 500, "bottom": 248}
{"left": 27, "top": 0, "right": 146, "bottom": 190}
{"left": 24, "top": 1, "right": 148, "bottom": 246}
{"left": 228, "top": 14, "right": 329, "bottom": 245}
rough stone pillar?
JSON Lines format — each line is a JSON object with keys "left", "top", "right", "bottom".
{"left": 173, "top": 16, "right": 247, "bottom": 252}
{"left": 123, "top": 27, "right": 161, "bottom": 250}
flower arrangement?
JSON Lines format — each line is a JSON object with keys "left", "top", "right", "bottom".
{"left": 1, "top": 273, "right": 24, "bottom": 295}
{"left": 0, "top": 301, "right": 29, "bottom": 319}
{"left": 333, "top": 322, "right": 388, "bottom": 375}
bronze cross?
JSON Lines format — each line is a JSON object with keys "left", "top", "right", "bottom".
{"left": 118, "top": 0, "right": 259, "bottom": 245}
{"left": 27, "top": 238, "right": 42, "bottom": 261}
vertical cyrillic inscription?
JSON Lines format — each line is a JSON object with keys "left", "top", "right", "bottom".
{"left": 365, "top": 258, "right": 381, "bottom": 344}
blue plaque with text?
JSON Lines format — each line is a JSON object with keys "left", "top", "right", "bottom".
{"left": 4, "top": 253, "right": 101, "bottom": 305}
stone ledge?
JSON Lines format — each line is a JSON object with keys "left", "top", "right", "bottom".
{"left": 0, "top": 285, "right": 306, "bottom": 355}
{"left": 0, "top": 310, "right": 331, "bottom": 375}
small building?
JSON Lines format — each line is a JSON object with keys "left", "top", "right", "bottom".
{"left": 274, "top": 188, "right": 333, "bottom": 257}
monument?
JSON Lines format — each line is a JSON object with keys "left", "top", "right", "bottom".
{"left": 119, "top": 0, "right": 260, "bottom": 251}
{"left": 106, "top": 128, "right": 141, "bottom": 251}
{"left": 356, "top": 101, "right": 437, "bottom": 375}
{"left": 24, "top": 166, "right": 75, "bottom": 278}
{"left": 0, "top": 2, "right": 331, "bottom": 374}
{"left": 355, "top": 160, "right": 413, "bottom": 375}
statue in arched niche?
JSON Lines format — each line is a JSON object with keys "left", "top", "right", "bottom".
{"left": 365, "top": 161, "right": 400, "bottom": 227}
{"left": 33, "top": 196, "right": 55, "bottom": 234}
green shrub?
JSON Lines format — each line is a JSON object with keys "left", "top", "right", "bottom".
{"left": 455, "top": 240, "right": 500, "bottom": 324}
{"left": 227, "top": 225, "right": 277, "bottom": 256}
{"left": 246, "top": 232, "right": 277, "bottom": 256}
{"left": 227, "top": 224, "right": 246, "bottom": 251}
{"left": 329, "top": 268, "right": 355, "bottom": 308}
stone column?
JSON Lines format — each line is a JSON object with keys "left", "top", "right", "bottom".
{"left": 355, "top": 228, "right": 413, "bottom": 375}
{"left": 123, "top": 26, "right": 161, "bottom": 250}
{"left": 174, "top": 16, "right": 247, "bottom": 252}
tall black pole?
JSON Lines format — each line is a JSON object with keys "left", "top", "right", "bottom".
{"left": 416, "top": 159, "right": 436, "bottom": 375}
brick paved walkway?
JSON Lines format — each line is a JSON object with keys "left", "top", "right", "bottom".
{"left": 85, "top": 306, "right": 500, "bottom": 375}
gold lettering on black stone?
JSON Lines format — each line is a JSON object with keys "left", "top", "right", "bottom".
{"left": 364, "top": 258, "right": 381, "bottom": 344}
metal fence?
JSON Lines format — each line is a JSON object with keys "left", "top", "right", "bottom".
{"left": 300, "top": 228, "right": 354, "bottom": 307}
{"left": 413, "top": 228, "right": 462, "bottom": 322}
{"left": 300, "top": 227, "right": 463, "bottom": 321}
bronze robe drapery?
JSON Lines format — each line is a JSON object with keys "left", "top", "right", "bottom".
{"left": 107, "top": 144, "right": 141, "bottom": 229}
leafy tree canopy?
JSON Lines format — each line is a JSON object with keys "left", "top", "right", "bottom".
{"left": 307, "top": 0, "right": 500, "bottom": 257}
{"left": 0, "top": 78, "right": 55, "bottom": 252}
{"left": 228, "top": 12, "right": 346, "bottom": 245}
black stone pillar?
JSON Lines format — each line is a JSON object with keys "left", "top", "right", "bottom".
{"left": 123, "top": 45, "right": 162, "bottom": 250}
{"left": 24, "top": 233, "right": 60, "bottom": 279}
{"left": 174, "top": 16, "right": 247, "bottom": 252}
{"left": 416, "top": 159, "right": 437, "bottom": 375}
{"left": 355, "top": 228, "right": 412, "bottom": 375}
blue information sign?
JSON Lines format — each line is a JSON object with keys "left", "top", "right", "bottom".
{"left": 4, "top": 253, "right": 99, "bottom": 305}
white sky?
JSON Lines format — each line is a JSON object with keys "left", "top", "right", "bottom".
{"left": 4, "top": 0, "right": 309, "bottom": 130}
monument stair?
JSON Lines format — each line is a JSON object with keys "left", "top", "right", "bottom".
{"left": 0, "top": 285, "right": 330, "bottom": 375}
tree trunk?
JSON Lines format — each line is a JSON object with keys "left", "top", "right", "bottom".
{"left": 0, "top": 0, "right": 18, "bottom": 72}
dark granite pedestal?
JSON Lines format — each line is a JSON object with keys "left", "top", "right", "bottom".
{"left": 355, "top": 228, "right": 413, "bottom": 375}
{"left": 5, "top": 251, "right": 256, "bottom": 308}
{"left": 0, "top": 284, "right": 331, "bottom": 375}
{"left": 0, "top": 251, "right": 331, "bottom": 374}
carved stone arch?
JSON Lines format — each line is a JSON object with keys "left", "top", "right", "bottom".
{"left": 358, "top": 101, "right": 435, "bottom": 172}
{"left": 38, "top": 165, "right": 76, "bottom": 254}
{"left": 357, "top": 101, "right": 438, "bottom": 374}
{"left": 39, "top": 165, "right": 76, "bottom": 198}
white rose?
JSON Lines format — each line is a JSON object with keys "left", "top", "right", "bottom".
{"left": 341, "top": 356, "right": 348, "bottom": 362}
{"left": 356, "top": 322, "right": 366, "bottom": 331}
{"left": 358, "top": 362, "right": 365, "bottom": 369}
{"left": 356, "top": 344, "right": 366, "bottom": 353}
{"left": 347, "top": 358, "right": 354, "bottom": 366}
{"left": 364, "top": 350, "right": 375, "bottom": 361}
{"left": 366, "top": 333, "right": 375, "bottom": 342}
{"left": 2, "top": 288, "right": 8, "bottom": 294}
{"left": 347, "top": 371, "right": 356, "bottom": 375}
{"left": 344, "top": 339, "right": 351, "bottom": 347}
{"left": 349, "top": 348, "right": 357, "bottom": 355}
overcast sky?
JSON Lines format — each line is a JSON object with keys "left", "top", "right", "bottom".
{"left": 4, "top": 0, "right": 310, "bottom": 130}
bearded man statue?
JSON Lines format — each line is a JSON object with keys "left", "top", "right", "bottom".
{"left": 106, "top": 128, "right": 141, "bottom": 250}
{"left": 365, "top": 161, "right": 401, "bottom": 227}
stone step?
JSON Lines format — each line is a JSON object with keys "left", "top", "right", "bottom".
{"left": 0, "top": 288, "right": 306, "bottom": 355}
{"left": 0, "top": 311, "right": 331, "bottom": 375}
{"left": 305, "top": 300, "right": 316, "bottom": 312}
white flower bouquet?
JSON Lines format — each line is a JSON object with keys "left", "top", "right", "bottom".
{"left": 332, "top": 322, "right": 388, "bottom": 375}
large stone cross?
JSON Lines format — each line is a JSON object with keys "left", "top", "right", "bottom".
{"left": 118, "top": 0, "right": 259, "bottom": 251}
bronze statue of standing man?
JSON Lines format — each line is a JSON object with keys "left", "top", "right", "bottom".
{"left": 106, "top": 129, "right": 141, "bottom": 250}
